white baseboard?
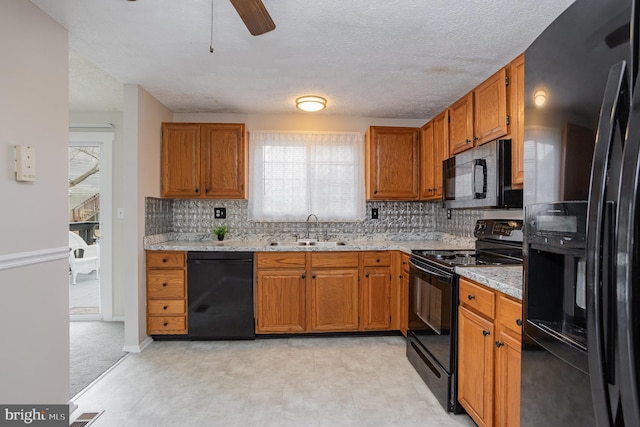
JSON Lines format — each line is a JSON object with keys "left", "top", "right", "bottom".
{"left": 122, "top": 336, "right": 153, "bottom": 353}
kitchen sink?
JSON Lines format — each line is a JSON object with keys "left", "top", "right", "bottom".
{"left": 267, "top": 241, "right": 348, "bottom": 247}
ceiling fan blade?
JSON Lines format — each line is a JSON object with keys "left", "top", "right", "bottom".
{"left": 229, "top": 0, "right": 276, "bottom": 36}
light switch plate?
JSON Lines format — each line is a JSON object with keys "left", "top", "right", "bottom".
{"left": 15, "top": 145, "right": 36, "bottom": 182}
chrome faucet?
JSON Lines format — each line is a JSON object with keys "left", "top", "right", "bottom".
{"left": 306, "top": 214, "right": 319, "bottom": 241}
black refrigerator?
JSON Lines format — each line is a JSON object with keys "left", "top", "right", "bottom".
{"left": 522, "top": 0, "right": 640, "bottom": 425}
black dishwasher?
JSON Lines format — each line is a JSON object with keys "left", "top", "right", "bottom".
{"left": 186, "top": 251, "right": 255, "bottom": 340}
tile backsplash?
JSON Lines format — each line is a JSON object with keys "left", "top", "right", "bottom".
{"left": 146, "top": 197, "right": 484, "bottom": 240}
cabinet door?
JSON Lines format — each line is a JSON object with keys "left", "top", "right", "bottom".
{"left": 448, "top": 93, "right": 474, "bottom": 156}
{"left": 495, "top": 329, "right": 522, "bottom": 427}
{"left": 509, "top": 53, "right": 525, "bottom": 189}
{"left": 420, "top": 121, "right": 436, "bottom": 199}
{"left": 432, "top": 110, "right": 449, "bottom": 198}
{"left": 309, "top": 269, "right": 359, "bottom": 332}
{"left": 200, "top": 123, "right": 246, "bottom": 198}
{"left": 256, "top": 269, "right": 306, "bottom": 333}
{"left": 366, "top": 126, "right": 420, "bottom": 200}
{"left": 474, "top": 68, "right": 508, "bottom": 146}
{"left": 360, "top": 267, "right": 392, "bottom": 331}
{"left": 161, "top": 123, "right": 201, "bottom": 197}
{"left": 458, "top": 305, "right": 494, "bottom": 427}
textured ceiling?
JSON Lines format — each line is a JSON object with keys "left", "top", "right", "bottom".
{"left": 31, "top": 0, "right": 575, "bottom": 119}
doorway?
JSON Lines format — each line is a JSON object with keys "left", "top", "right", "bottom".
{"left": 69, "top": 132, "right": 113, "bottom": 320}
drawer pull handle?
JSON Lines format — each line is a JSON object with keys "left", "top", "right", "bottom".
{"left": 467, "top": 294, "right": 475, "bottom": 300}
{"left": 163, "top": 305, "right": 168, "bottom": 310}
{"left": 496, "top": 341, "right": 504, "bottom": 348}
{"left": 482, "top": 330, "right": 490, "bottom": 337}
{"left": 516, "top": 318, "right": 523, "bottom": 326}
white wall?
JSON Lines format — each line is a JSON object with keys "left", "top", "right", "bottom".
{"left": 0, "top": 0, "right": 69, "bottom": 403}
{"left": 173, "top": 112, "right": 425, "bottom": 132}
{"left": 123, "top": 86, "right": 172, "bottom": 351}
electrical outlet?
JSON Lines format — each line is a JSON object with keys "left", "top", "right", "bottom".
{"left": 447, "top": 209, "right": 452, "bottom": 220}
{"left": 214, "top": 207, "right": 227, "bottom": 219}
{"left": 371, "top": 208, "right": 379, "bottom": 219}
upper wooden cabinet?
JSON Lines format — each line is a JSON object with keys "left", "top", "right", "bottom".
{"left": 161, "top": 123, "right": 247, "bottom": 199}
{"left": 508, "top": 54, "right": 525, "bottom": 189}
{"left": 420, "top": 110, "right": 449, "bottom": 200}
{"left": 366, "top": 126, "right": 420, "bottom": 200}
{"left": 448, "top": 92, "right": 475, "bottom": 156}
{"left": 475, "top": 67, "right": 509, "bottom": 146}
{"left": 448, "top": 67, "right": 510, "bottom": 157}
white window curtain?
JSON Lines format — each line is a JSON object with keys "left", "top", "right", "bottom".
{"left": 248, "top": 130, "right": 365, "bottom": 222}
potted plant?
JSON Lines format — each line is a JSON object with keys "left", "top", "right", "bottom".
{"left": 212, "top": 225, "right": 228, "bottom": 241}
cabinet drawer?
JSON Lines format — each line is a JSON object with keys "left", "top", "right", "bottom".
{"left": 148, "top": 299, "right": 186, "bottom": 315}
{"left": 363, "top": 251, "right": 391, "bottom": 267}
{"left": 497, "top": 295, "right": 523, "bottom": 337}
{"left": 459, "top": 277, "right": 495, "bottom": 320}
{"left": 147, "top": 270, "right": 185, "bottom": 298}
{"left": 147, "top": 316, "right": 186, "bottom": 334}
{"left": 311, "top": 252, "right": 359, "bottom": 268}
{"left": 147, "top": 251, "right": 185, "bottom": 268}
{"left": 257, "top": 252, "right": 306, "bottom": 268}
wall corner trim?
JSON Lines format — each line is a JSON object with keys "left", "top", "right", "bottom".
{"left": 0, "top": 247, "right": 69, "bottom": 271}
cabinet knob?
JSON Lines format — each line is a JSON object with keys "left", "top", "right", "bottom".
{"left": 162, "top": 258, "right": 168, "bottom": 263}
{"left": 516, "top": 319, "right": 523, "bottom": 326}
{"left": 312, "top": 274, "right": 316, "bottom": 279}
{"left": 465, "top": 139, "right": 471, "bottom": 144}
{"left": 163, "top": 305, "right": 168, "bottom": 310}
{"left": 467, "top": 294, "right": 475, "bottom": 300}
{"left": 163, "top": 322, "right": 169, "bottom": 327}
{"left": 205, "top": 188, "right": 209, "bottom": 193}
{"left": 374, "top": 190, "right": 378, "bottom": 195}
{"left": 376, "top": 258, "right": 380, "bottom": 263}
{"left": 473, "top": 136, "right": 479, "bottom": 141}
{"left": 301, "top": 274, "right": 306, "bottom": 279}
{"left": 162, "top": 283, "right": 168, "bottom": 287}
{"left": 195, "top": 188, "right": 199, "bottom": 193}
{"left": 365, "top": 273, "right": 370, "bottom": 278}
{"left": 482, "top": 330, "right": 490, "bottom": 337}
{"left": 496, "top": 341, "right": 504, "bottom": 348}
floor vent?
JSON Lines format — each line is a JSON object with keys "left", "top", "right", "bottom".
{"left": 70, "top": 411, "right": 103, "bottom": 427}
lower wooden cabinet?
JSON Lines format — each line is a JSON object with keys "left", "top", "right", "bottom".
{"left": 458, "top": 277, "right": 522, "bottom": 427}
{"left": 146, "top": 251, "right": 188, "bottom": 335}
{"left": 399, "top": 252, "right": 410, "bottom": 336}
{"left": 255, "top": 250, "right": 400, "bottom": 334}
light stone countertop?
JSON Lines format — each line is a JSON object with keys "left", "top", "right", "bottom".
{"left": 455, "top": 265, "right": 523, "bottom": 301}
{"left": 143, "top": 238, "right": 475, "bottom": 254}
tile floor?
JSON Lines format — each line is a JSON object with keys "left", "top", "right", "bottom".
{"left": 72, "top": 335, "right": 476, "bottom": 427}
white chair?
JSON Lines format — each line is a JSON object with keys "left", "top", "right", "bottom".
{"left": 69, "top": 231, "right": 100, "bottom": 284}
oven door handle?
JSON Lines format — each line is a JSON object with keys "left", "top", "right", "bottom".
{"left": 409, "top": 259, "right": 453, "bottom": 280}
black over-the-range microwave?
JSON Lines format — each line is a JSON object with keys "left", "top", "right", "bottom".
{"left": 442, "top": 139, "right": 523, "bottom": 209}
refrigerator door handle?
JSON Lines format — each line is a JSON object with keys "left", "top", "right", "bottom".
{"left": 586, "top": 60, "right": 630, "bottom": 427}
{"left": 617, "top": 69, "right": 640, "bottom": 427}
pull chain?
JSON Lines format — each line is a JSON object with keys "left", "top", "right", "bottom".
{"left": 209, "top": 0, "right": 214, "bottom": 53}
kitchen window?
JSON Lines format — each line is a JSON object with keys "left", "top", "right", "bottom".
{"left": 248, "top": 130, "right": 365, "bottom": 222}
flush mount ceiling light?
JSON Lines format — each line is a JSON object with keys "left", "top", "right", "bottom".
{"left": 534, "top": 89, "right": 548, "bottom": 107}
{"left": 296, "top": 96, "right": 327, "bottom": 112}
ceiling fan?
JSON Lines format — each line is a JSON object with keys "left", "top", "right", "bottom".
{"left": 229, "top": 0, "right": 276, "bottom": 36}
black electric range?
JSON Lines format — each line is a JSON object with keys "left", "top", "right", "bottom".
{"left": 406, "top": 219, "right": 523, "bottom": 414}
